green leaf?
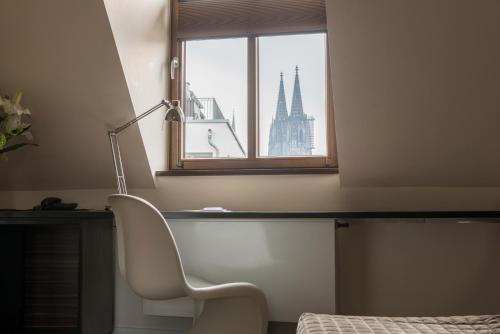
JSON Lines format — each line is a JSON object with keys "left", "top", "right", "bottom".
{"left": 0, "top": 133, "right": 6, "bottom": 148}
{"left": 0, "top": 142, "right": 38, "bottom": 154}
{"left": 12, "top": 92, "right": 23, "bottom": 105}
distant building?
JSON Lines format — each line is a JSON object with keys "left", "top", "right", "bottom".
{"left": 183, "top": 83, "right": 245, "bottom": 159}
{"left": 268, "top": 66, "right": 315, "bottom": 156}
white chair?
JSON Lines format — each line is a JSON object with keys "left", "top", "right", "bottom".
{"left": 109, "top": 194, "right": 268, "bottom": 334}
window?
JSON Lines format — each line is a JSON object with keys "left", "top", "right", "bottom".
{"left": 184, "top": 38, "right": 248, "bottom": 159}
{"left": 258, "top": 33, "right": 327, "bottom": 158}
{"left": 166, "top": 0, "right": 336, "bottom": 175}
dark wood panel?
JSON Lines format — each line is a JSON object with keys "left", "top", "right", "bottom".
{"left": 0, "top": 213, "right": 114, "bottom": 334}
{"left": 5, "top": 209, "right": 500, "bottom": 221}
{"left": 157, "top": 167, "right": 338, "bottom": 176}
{"left": 0, "top": 210, "right": 112, "bottom": 223}
{"left": 176, "top": 0, "right": 326, "bottom": 39}
{"left": 80, "top": 221, "right": 114, "bottom": 334}
{"left": 22, "top": 328, "right": 79, "bottom": 334}
{"left": 23, "top": 226, "right": 80, "bottom": 330}
{"left": 0, "top": 228, "right": 24, "bottom": 331}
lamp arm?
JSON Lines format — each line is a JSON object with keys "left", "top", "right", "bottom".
{"left": 111, "top": 99, "right": 172, "bottom": 135}
{"left": 108, "top": 131, "right": 127, "bottom": 194}
{"left": 107, "top": 99, "right": 182, "bottom": 195}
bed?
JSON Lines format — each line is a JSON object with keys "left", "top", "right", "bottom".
{"left": 297, "top": 314, "right": 500, "bottom": 334}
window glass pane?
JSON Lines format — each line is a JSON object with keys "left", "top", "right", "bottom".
{"left": 258, "top": 33, "right": 327, "bottom": 157}
{"left": 184, "top": 38, "right": 247, "bottom": 159}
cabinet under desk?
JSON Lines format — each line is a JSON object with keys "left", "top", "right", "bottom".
{"left": 0, "top": 210, "right": 114, "bottom": 334}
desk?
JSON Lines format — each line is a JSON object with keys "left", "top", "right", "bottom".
{"left": 153, "top": 211, "right": 500, "bottom": 322}
{"left": 162, "top": 210, "right": 500, "bottom": 220}
{"left": 0, "top": 210, "right": 114, "bottom": 334}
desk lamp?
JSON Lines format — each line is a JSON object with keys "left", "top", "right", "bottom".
{"left": 108, "top": 100, "right": 184, "bottom": 194}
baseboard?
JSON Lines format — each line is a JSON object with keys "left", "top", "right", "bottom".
{"left": 113, "top": 327, "right": 186, "bottom": 334}
{"left": 113, "top": 321, "right": 296, "bottom": 334}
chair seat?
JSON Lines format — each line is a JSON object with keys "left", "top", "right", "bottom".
{"left": 185, "top": 274, "right": 214, "bottom": 289}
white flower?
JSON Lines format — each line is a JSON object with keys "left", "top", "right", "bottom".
{"left": 0, "top": 92, "right": 35, "bottom": 156}
{"left": 22, "top": 131, "right": 33, "bottom": 140}
{"left": 5, "top": 114, "right": 21, "bottom": 134}
{"left": 2, "top": 100, "right": 16, "bottom": 115}
{"left": 2, "top": 100, "right": 30, "bottom": 116}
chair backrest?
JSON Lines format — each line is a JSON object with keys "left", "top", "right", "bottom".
{"left": 108, "top": 194, "right": 186, "bottom": 300}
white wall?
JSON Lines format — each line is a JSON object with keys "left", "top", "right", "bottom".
{"left": 185, "top": 121, "right": 245, "bottom": 158}
{"left": 145, "top": 218, "right": 335, "bottom": 322}
{"left": 104, "top": 0, "right": 171, "bottom": 173}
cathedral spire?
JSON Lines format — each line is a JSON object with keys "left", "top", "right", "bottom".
{"left": 290, "top": 65, "right": 304, "bottom": 117}
{"left": 274, "top": 72, "right": 288, "bottom": 120}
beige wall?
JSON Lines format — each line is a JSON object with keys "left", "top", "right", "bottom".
{"left": 4, "top": 174, "right": 500, "bottom": 212}
{"left": 337, "top": 221, "right": 500, "bottom": 316}
{"left": 0, "top": 0, "right": 154, "bottom": 190}
{"left": 328, "top": 0, "right": 500, "bottom": 187}
{"left": 328, "top": 0, "right": 500, "bottom": 315}
{"left": 2, "top": 0, "right": 500, "bottom": 332}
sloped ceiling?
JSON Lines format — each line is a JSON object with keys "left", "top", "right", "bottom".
{"left": 0, "top": 0, "right": 154, "bottom": 190}
{"left": 328, "top": 0, "right": 500, "bottom": 186}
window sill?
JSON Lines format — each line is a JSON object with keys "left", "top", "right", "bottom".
{"left": 156, "top": 167, "right": 338, "bottom": 176}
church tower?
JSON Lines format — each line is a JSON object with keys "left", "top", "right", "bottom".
{"left": 268, "top": 67, "right": 315, "bottom": 156}
{"left": 268, "top": 72, "right": 289, "bottom": 156}
{"left": 287, "top": 66, "right": 314, "bottom": 155}
{"left": 290, "top": 66, "right": 304, "bottom": 118}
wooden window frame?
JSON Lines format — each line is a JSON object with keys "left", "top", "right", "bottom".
{"left": 163, "top": 4, "right": 337, "bottom": 176}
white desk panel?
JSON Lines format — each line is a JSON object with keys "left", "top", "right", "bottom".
{"left": 143, "top": 218, "right": 335, "bottom": 322}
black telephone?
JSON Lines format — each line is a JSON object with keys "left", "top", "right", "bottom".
{"left": 33, "top": 197, "right": 78, "bottom": 211}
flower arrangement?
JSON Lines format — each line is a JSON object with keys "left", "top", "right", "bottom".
{"left": 0, "top": 92, "right": 36, "bottom": 156}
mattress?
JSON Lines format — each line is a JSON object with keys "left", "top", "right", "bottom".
{"left": 297, "top": 314, "right": 500, "bottom": 334}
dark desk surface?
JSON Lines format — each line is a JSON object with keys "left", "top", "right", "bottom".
{"left": 2, "top": 210, "right": 500, "bottom": 222}
{"left": 163, "top": 211, "right": 500, "bottom": 220}
{"left": 0, "top": 210, "right": 113, "bottom": 224}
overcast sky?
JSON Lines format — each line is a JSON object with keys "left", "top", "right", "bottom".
{"left": 185, "top": 33, "right": 327, "bottom": 157}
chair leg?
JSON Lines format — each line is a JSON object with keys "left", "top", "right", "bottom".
{"left": 189, "top": 297, "right": 267, "bottom": 334}
{"left": 193, "top": 300, "right": 205, "bottom": 322}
